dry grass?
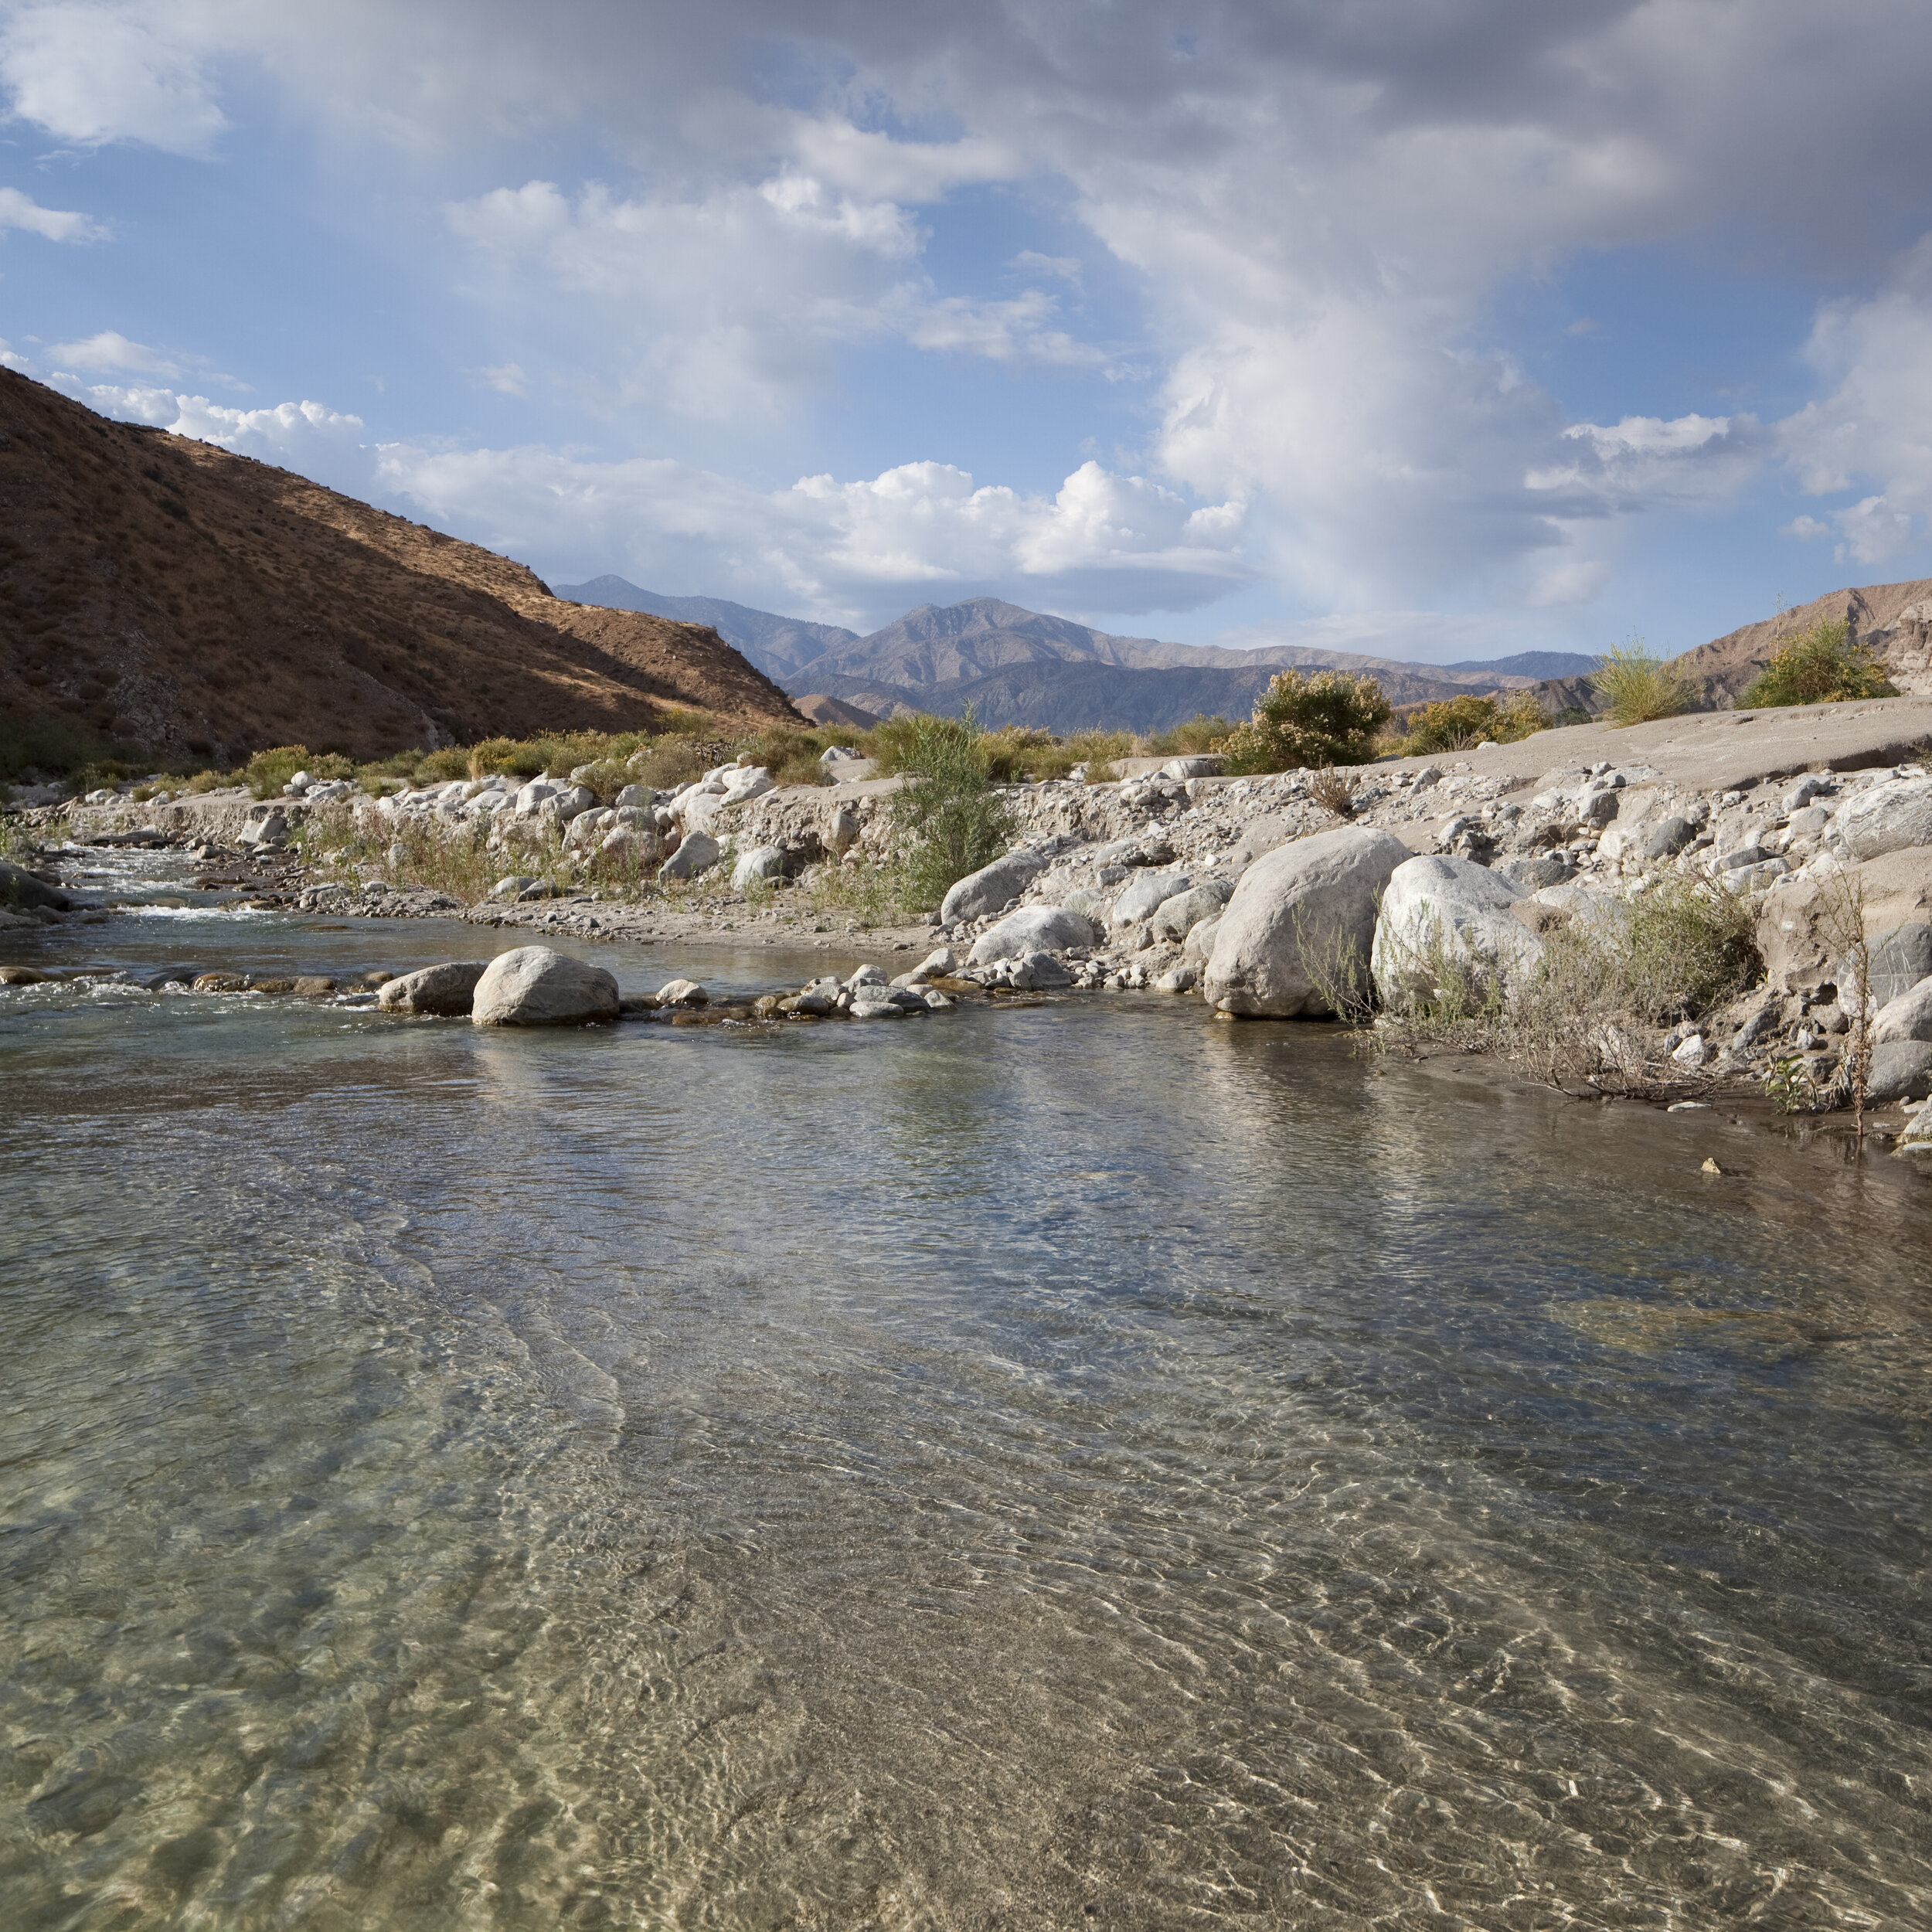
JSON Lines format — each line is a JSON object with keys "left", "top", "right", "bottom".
{"left": 1309, "top": 767, "right": 1355, "bottom": 818}
{"left": 1593, "top": 643, "right": 1696, "bottom": 727}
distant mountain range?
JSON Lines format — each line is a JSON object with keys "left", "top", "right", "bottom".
{"left": 553, "top": 577, "right": 1604, "bottom": 733}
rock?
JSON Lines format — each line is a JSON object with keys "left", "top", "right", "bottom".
{"left": 1496, "top": 853, "right": 1570, "bottom": 892}
{"left": 1896, "top": 1103, "right": 1932, "bottom": 1154}
{"left": 940, "top": 847, "right": 1053, "bottom": 924}
{"left": 1159, "top": 756, "right": 1224, "bottom": 780}
{"left": 968, "top": 905, "right": 1100, "bottom": 964}
{"left": 1204, "top": 825, "right": 1410, "bottom": 1019}
{"left": 553, "top": 784, "right": 596, "bottom": 822}
{"left": 1530, "top": 882, "right": 1628, "bottom": 931}
{"left": 1672, "top": 1033, "right": 1708, "bottom": 1067}
{"left": 658, "top": 832, "right": 722, "bottom": 880}
{"left": 849, "top": 987, "right": 907, "bottom": 1019}
{"left": 471, "top": 946, "right": 621, "bottom": 1027}
{"left": 825, "top": 805, "right": 861, "bottom": 855}
{"left": 1868, "top": 1039, "right": 1932, "bottom": 1102}
{"left": 515, "top": 879, "right": 553, "bottom": 903}
{"left": 614, "top": 783, "right": 651, "bottom": 808}
{"left": 655, "top": 978, "right": 708, "bottom": 1006}
{"left": 599, "top": 826, "right": 662, "bottom": 866}
{"left": 1830, "top": 774, "right": 1932, "bottom": 860}
{"left": 731, "top": 843, "right": 787, "bottom": 890}
{"left": 488, "top": 875, "right": 536, "bottom": 902}
{"left": 1641, "top": 815, "right": 1697, "bottom": 860}
{"left": 377, "top": 961, "right": 488, "bottom": 1016}
{"left": 0, "top": 859, "right": 69, "bottom": 911}
{"left": 0, "top": 964, "right": 51, "bottom": 984}
{"left": 719, "top": 766, "right": 774, "bottom": 807}
{"left": 192, "top": 972, "right": 248, "bottom": 993}
{"left": 845, "top": 964, "right": 887, "bottom": 988}
{"left": 1154, "top": 962, "right": 1199, "bottom": 992}
{"left": 1111, "top": 869, "right": 1191, "bottom": 928}
{"left": 1784, "top": 804, "right": 1832, "bottom": 840}
{"left": 1874, "top": 975, "right": 1932, "bottom": 1044}
{"left": 291, "top": 976, "right": 336, "bottom": 997}
{"left": 1182, "top": 915, "right": 1221, "bottom": 964}
{"left": 1372, "top": 854, "right": 1543, "bottom": 1006}
{"left": 1012, "top": 950, "right": 1073, "bottom": 989}
{"left": 1844, "top": 923, "right": 1932, "bottom": 1005}
{"left": 1149, "top": 879, "right": 1233, "bottom": 942}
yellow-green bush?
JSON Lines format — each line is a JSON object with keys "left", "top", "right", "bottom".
{"left": 1396, "top": 690, "right": 1547, "bottom": 755}
{"left": 1592, "top": 643, "right": 1694, "bottom": 726}
{"left": 1219, "top": 670, "right": 1391, "bottom": 774}
{"left": 1737, "top": 619, "right": 1897, "bottom": 709}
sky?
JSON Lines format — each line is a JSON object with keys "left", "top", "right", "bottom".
{"left": 5, "top": 2, "right": 1932, "bottom": 663}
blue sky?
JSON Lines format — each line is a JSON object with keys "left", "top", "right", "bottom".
{"left": 5, "top": 2, "right": 1932, "bottom": 662}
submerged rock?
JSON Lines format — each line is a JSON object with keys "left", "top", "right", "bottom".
{"left": 471, "top": 947, "right": 621, "bottom": 1027}
{"left": 0, "top": 859, "right": 70, "bottom": 912}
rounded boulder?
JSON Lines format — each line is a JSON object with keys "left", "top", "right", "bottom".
{"left": 471, "top": 946, "right": 621, "bottom": 1027}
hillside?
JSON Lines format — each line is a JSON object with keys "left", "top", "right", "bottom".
{"left": 0, "top": 373, "right": 803, "bottom": 774}
{"left": 553, "top": 577, "right": 860, "bottom": 681}
{"left": 1674, "top": 578, "right": 1932, "bottom": 706}
{"left": 559, "top": 580, "right": 1554, "bottom": 731}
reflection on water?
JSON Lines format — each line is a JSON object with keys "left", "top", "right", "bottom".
{"left": 3, "top": 899, "right": 1932, "bottom": 1929}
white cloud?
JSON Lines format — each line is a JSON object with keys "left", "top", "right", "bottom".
{"left": 46, "top": 329, "right": 177, "bottom": 375}
{"left": 0, "top": 2, "right": 227, "bottom": 155}
{"left": 1782, "top": 514, "right": 1832, "bottom": 540}
{"left": 468, "top": 361, "right": 529, "bottom": 397}
{"left": 0, "top": 184, "right": 104, "bottom": 242}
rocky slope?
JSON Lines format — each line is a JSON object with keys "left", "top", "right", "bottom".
{"left": 0, "top": 373, "right": 803, "bottom": 773}
{"left": 1672, "top": 578, "right": 1932, "bottom": 707}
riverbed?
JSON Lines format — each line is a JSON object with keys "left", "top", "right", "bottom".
{"left": 4, "top": 875, "right": 1931, "bottom": 1930}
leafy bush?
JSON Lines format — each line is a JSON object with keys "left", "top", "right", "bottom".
{"left": 1736, "top": 619, "right": 1898, "bottom": 709}
{"left": 627, "top": 736, "right": 708, "bottom": 791}
{"left": 1146, "top": 715, "right": 1235, "bottom": 757}
{"left": 889, "top": 711, "right": 1015, "bottom": 910}
{"left": 243, "top": 745, "right": 356, "bottom": 798}
{"left": 1617, "top": 872, "right": 1761, "bottom": 1021}
{"left": 1219, "top": 670, "right": 1391, "bottom": 774}
{"left": 1397, "top": 690, "right": 1548, "bottom": 754}
{"left": 1592, "top": 642, "right": 1694, "bottom": 726}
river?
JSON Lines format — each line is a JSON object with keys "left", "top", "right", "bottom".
{"left": 3, "top": 849, "right": 1930, "bottom": 1929}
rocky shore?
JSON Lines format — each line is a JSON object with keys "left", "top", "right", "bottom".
{"left": 10, "top": 693, "right": 1932, "bottom": 1158}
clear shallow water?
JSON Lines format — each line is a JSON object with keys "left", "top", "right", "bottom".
{"left": 4, "top": 876, "right": 1932, "bottom": 1930}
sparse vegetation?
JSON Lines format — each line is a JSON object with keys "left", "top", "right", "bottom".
{"left": 1309, "top": 767, "right": 1355, "bottom": 818}
{"left": 886, "top": 710, "right": 1016, "bottom": 912}
{"left": 1218, "top": 670, "right": 1392, "bottom": 775}
{"left": 1592, "top": 641, "right": 1695, "bottom": 726}
{"left": 1394, "top": 690, "right": 1548, "bottom": 755}
{"left": 1736, "top": 619, "right": 1898, "bottom": 709}
{"left": 1146, "top": 715, "right": 1236, "bottom": 757}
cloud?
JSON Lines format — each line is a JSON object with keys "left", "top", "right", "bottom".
{"left": 0, "top": 184, "right": 104, "bottom": 242}
{"left": 46, "top": 329, "right": 178, "bottom": 375}
{"left": 468, "top": 361, "right": 529, "bottom": 397}
{"left": 0, "top": 2, "right": 227, "bottom": 155}
{"left": 1782, "top": 514, "right": 1832, "bottom": 540}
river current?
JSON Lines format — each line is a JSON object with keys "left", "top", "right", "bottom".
{"left": 3, "top": 853, "right": 1930, "bottom": 1929}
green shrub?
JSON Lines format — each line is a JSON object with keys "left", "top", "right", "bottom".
{"left": 1737, "top": 619, "right": 1898, "bottom": 709}
{"left": 1397, "top": 690, "right": 1548, "bottom": 755}
{"left": 243, "top": 745, "right": 356, "bottom": 798}
{"left": 1618, "top": 872, "right": 1761, "bottom": 1021}
{"left": 1219, "top": 670, "right": 1391, "bottom": 774}
{"left": 1146, "top": 715, "right": 1234, "bottom": 757}
{"left": 1592, "top": 642, "right": 1694, "bottom": 726}
{"left": 889, "top": 711, "right": 1015, "bottom": 910}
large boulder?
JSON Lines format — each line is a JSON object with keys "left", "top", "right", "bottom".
{"left": 377, "top": 961, "right": 488, "bottom": 1016}
{"left": 1830, "top": 774, "right": 1932, "bottom": 860}
{"left": 1203, "top": 826, "right": 1410, "bottom": 1018}
{"left": 1111, "top": 869, "right": 1191, "bottom": 929}
{"left": 1842, "top": 923, "right": 1932, "bottom": 1006}
{"left": 1151, "top": 879, "right": 1233, "bottom": 942}
{"left": 1874, "top": 975, "right": 1932, "bottom": 1044}
{"left": 968, "top": 905, "right": 1100, "bottom": 964}
{"left": 471, "top": 947, "right": 621, "bottom": 1027}
{"left": 731, "top": 843, "right": 787, "bottom": 890}
{"left": 0, "top": 858, "right": 70, "bottom": 911}
{"left": 941, "top": 847, "right": 1052, "bottom": 924}
{"left": 1372, "top": 855, "right": 1543, "bottom": 1006}
{"left": 658, "top": 832, "right": 722, "bottom": 880}
{"left": 1869, "top": 1040, "right": 1932, "bottom": 1102}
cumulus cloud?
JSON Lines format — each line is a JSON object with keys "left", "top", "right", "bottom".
{"left": 0, "top": 1, "right": 227, "bottom": 155}
{"left": 0, "top": 184, "right": 104, "bottom": 242}
{"left": 46, "top": 329, "right": 178, "bottom": 375}
{"left": 13, "top": 2, "right": 1932, "bottom": 617}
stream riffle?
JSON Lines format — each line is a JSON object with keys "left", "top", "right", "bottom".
{"left": 3, "top": 869, "right": 1930, "bottom": 1930}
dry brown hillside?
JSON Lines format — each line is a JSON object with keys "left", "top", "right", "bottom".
{"left": 1673, "top": 577, "right": 1932, "bottom": 706}
{"left": 0, "top": 371, "right": 803, "bottom": 771}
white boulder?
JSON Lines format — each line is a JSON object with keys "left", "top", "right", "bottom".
{"left": 377, "top": 961, "right": 488, "bottom": 1016}
{"left": 658, "top": 832, "right": 722, "bottom": 880}
{"left": 1111, "top": 869, "right": 1191, "bottom": 928}
{"left": 968, "top": 905, "right": 1100, "bottom": 964}
{"left": 1874, "top": 975, "right": 1932, "bottom": 1045}
{"left": 1150, "top": 879, "right": 1232, "bottom": 942}
{"left": 471, "top": 947, "right": 620, "bottom": 1027}
{"left": 1372, "top": 855, "right": 1543, "bottom": 1007}
{"left": 731, "top": 843, "right": 787, "bottom": 890}
{"left": 1202, "top": 826, "right": 1410, "bottom": 1018}
{"left": 1829, "top": 774, "right": 1932, "bottom": 860}
{"left": 940, "top": 847, "right": 1053, "bottom": 923}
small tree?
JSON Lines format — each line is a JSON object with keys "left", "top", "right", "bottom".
{"left": 1737, "top": 619, "right": 1898, "bottom": 709}
{"left": 1219, "top": 669, "right": 1391, "bottom": 774}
